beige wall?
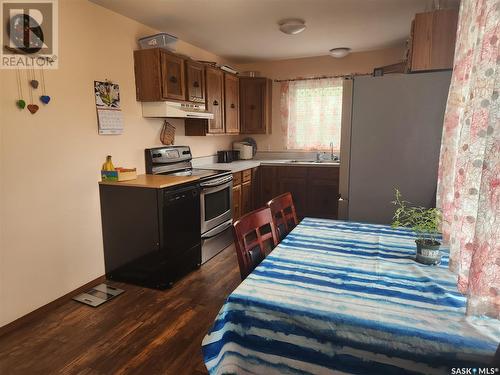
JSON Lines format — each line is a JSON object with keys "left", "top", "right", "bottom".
{"left": 237, "top": 47, "right": 405, "bottom": 152}
{"left": 0, "top": 0, "right": 237, "bottom": 326}
{"left": 0, "top": 1, "right": 404, "bottom": 326}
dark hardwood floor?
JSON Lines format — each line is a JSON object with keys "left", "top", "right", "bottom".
{"left": 0, "top": 245, "right": 241, "bottom": 375}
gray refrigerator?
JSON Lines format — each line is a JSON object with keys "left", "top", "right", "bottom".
{"left": 338, "top": 71, "right": 452, "bottom": 224}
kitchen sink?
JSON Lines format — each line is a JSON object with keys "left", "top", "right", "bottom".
{"left": 269, "top": 159, "right": 340, "bottom": 165}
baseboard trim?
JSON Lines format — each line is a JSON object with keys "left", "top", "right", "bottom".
{"left": 0, "top": 275, "right": 106, "bottom": 338}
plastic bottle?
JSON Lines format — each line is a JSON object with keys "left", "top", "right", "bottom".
{"left": 102, "top": 155, "right": 115, "bottom": 171}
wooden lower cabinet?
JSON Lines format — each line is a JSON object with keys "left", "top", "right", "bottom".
{"left": 232, "top": 184, "right": 242, "bottom": 220}
{"left": 307, "top": 179, "right": 339, "bottom": 219}
{"left": 259, "top": 165, "right": 340, "bottom": 219}
{"left": 232, "top": 168, "right": 259, "bottom": 221}
{"left": 258, "top": 166, "right": 277, "bottom": 207}
{"left": 233, "top": 165, "right": 339, "bottom": 222}
{"left": 241, "top": 181, "right": 252, "bottom": 215}
{"left": 276, "top": 166, "right": 307, "bottom": 218}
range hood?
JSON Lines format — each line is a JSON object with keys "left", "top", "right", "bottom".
{"left": 142, "top": 101, "right": 214, "bottom": 119}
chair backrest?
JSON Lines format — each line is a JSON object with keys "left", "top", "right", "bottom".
{"left": 233, "top": 207, "right": 279, "bottom": 280}
{"left": 267, "top": 192, "right": 298, "bottom": 241}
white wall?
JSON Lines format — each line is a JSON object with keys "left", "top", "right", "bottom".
{"left": 0, "top": 0, "right": 237, "bottom": 326}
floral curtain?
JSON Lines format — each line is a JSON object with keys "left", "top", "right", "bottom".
{"left": 280, "top": 78, "right": 343, "bottom": 150}
{"left": 436, "top": 0, "right": 499, "bottom": 318}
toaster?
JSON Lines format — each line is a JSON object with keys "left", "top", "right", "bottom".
{"left": 217, "top": 150, "right": 235, "bottom": 163}
{"left": 233, "top": 142, "right": 253, "bottom": 160}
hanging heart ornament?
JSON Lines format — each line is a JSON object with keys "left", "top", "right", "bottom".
{"left": 40, "top": 95, "right": 51, "bottom": 104}
{"left": 30, "top": 80, "right": 39, "bottom": 89}
{"left": 16, "top": 99, "right": 26, "bottom": 109}
{"left": 27, "top": 104, "right": 39, "bottom": 114}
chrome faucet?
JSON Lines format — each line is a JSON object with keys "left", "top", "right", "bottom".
{"left": 330, "top": 142, "right": 334, "bottom": 160}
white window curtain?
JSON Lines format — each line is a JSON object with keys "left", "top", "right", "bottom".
{"left": 436, "top": 0, "right": 499, "bottom": 318}
{"left": 280, "top": 77, "right": 343, "bottom": 150}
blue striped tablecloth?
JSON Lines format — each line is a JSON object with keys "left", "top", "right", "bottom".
{"left": 202, "top": 218, "right": 500, "bottom": 375}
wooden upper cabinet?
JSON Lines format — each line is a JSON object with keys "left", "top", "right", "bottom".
{"left": 134, "top": 48, "right": 185, "bottom": 101}
{"left": 205, "top": 67, "right": 225, "bottom": 134}
{"left": 134, "top": 48, "right": 162, "bottom": 101}
{"left": 240, "top": 77, "right": 272, "bottom": 134}
{"left": 160, "top": 51, "right": 185, "bottom": 100}
{"left": 410, "top": 9, "right": 458, "bottom": 72}
{"left": 224, "top": 73, "right": 240, "bottom": 134}
{"left": 185, "top": 61, "right": 205, "bottom": 103}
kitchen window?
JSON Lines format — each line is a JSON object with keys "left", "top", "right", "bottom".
{"left": 280, "top": 77, "right": 343, "bottom": 151}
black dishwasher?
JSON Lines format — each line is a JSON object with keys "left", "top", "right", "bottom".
{"left": 99, "top": 182, "right": 201, "bottom": 289}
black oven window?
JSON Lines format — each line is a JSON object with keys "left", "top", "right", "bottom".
{"left": 205, "top": 187, "right": 230, "bottom": 221}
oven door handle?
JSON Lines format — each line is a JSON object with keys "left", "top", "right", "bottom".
{"left": 200, "top": 175, "right": 233, "bottom": 188}
{"left": 200, "top": 181, "right": 232, "bottom": 195}
{"left": 202, "top": 221, "right": 233, "bottom": 240}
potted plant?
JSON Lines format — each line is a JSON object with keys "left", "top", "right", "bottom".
{"left": 391, "top": 189, "right": 442, "bottom": 265}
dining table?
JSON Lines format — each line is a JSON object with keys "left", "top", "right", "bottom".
{"left": 202, "top": 218, "right": 500, "bottom": 375}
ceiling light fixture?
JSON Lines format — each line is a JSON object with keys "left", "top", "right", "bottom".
{"left": 278, "top": 19, "right": 306, "bottom": 35}
{"left": 329, "top": 47, "right": 351, "bottom": 58}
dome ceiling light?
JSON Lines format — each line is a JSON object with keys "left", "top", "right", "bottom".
{"left": 329, "top": 47, "right": 351, "bottom": 58}
{"left": 278, "top": 19, "right": 306, "bottom": 35}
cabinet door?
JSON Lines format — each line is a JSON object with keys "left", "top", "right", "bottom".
{"left": 429, "top": 9, "right": 458, "bottom": 70}
{"left": 241, "top": 181, "right": 252, "bottom": 215}
{"left": 240, "top": 78, "right": 271, "bottom": 134}
{"left": 134, "top": 48, "right": 162, "bottom": 101}
{"left": 251, "top": 167, "right": 260, "bottom": 211}
{"left": 277, "top": 168, "right": 308, "bottom": 219}
{"left": 306, "top": 180, "right": 339, "bottom": 219}
{"left": 259, "top": 166, "right": 277, "bottom": 207}
{"left": 186, "top": 61, "right": 205, "bottom": 103}
{"left": 160, "top": 51, "right": 185, "bottom": 100}
{"left": 411, "top": 9, "right": 458, "bottom": 71}
{"left": 306, "top": 167, "right": 340, "bottom": 219}
{"left": 205, "top": 67, "right": 225, "bottom": 133}
{"left": 224, "top": 73, "right": 240, "bottom": 134}
{"left": 232, "top": 184, "right": 242, "bottom": 221}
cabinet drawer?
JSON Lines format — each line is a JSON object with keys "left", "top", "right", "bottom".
{"left": 233, "top": 172, "right": 242, "bottom": 186}
{"left": 242, "top": 169, "right": 252, "bottom": 183}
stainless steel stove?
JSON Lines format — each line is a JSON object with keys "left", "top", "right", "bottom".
{"left": 145, "top": 146, "right": 234, "bottom": 264}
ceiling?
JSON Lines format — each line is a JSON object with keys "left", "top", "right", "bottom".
{"left": 90, "top": 0, "right": 453, "bottom": 63}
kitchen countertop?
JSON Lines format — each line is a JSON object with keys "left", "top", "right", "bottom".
{"left": 99, "top": 174, "right": 200, "bottom": 189}
{"left": 99, "top": 160, "right": 341, "bottom": 188}
{"left": 198, "top": 159, "right": 340, "bottom": 173}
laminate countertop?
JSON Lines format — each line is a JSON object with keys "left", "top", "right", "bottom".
{"left": 198, "top": 160, "right": 340, "bottom": 173}
{"left": 98, "top": 174, "right": 200, "bottom": 189}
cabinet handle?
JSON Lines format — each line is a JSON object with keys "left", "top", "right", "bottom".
{"left": 213, "top": 100, "right": 219, "bottom": 106}
{"left": 230, "top": 103, "right": 235, "bottom": 109}
{"left": 193, "top": 81, "right": 199, "bottom": 88}
{"left": 169, "top": 76, "right": 178, "bottom": 84}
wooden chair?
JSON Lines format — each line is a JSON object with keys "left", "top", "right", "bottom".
{"left": 267, "top": 192, "right": 298, "bottom": 241}
{"left": 233, "top": 207, "right": 279, "bottom": 280}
